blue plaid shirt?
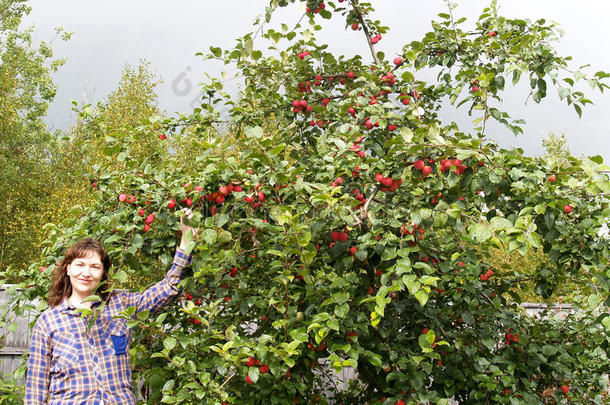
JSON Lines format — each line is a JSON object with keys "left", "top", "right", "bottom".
{"left": 25, "top": 248, "right": 192, "bottom": 404}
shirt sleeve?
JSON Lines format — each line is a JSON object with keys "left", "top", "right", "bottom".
{"left": 25, "top": 315, "right": 51, "bottom": 404}
{"left": 123, "top": 247, "right": 193, "bottom": 314}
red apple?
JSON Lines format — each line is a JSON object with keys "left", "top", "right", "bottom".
{"left": 145, "top": 214, "right": 155, "bottom": 225}
{"left": 159, "top": 134, "right": 166, "bottom": 140}
{"left": 564, "top": 204, "right": 572, "bottom": 214}
{"left": 167, "top": 199, "right": 176, "bottom": 209}
{"left": 118, "top": 193, "right": 127, "bottom": 202}
{"left": 393, "top": 57, "right": 403, "bottom": 66}
{"left": 413, "top": 160, "right": 425, "bottom": 170}
{"left": 548, "top": 175, "right": 556, "bottom": 183}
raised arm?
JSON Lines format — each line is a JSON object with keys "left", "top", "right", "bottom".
{"left": 123, "top": 212, "right": 197, "bottom": 314}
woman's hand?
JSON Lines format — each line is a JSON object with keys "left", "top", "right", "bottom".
{"left": 179, "top": 209, "right": 198, "bottom": 252}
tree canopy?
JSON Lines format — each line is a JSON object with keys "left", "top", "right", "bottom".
{"left": 2, "top": 1, "right": 609, "bottom": 404}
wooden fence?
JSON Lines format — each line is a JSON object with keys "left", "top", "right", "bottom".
{"left": 0, "top": 285, "right": 581, "bottom": 401}
{"left": 0, "top": 286, "right": 39, "bottom": 383}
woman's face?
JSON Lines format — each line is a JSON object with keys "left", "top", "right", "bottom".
{"left": 66, "top": 251, "right": 104, "bottom": 299}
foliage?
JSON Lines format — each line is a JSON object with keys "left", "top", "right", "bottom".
{"left": 5, "top": 1, "right": 610, "bottom": 404}
{"left": 0, "top": 0, "right": 71, "bottom": 273}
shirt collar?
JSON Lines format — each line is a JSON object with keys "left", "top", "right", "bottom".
{"left": 60, "top": 296, "right": 102, "bottom": 313}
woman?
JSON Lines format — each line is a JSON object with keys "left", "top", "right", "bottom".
{"left": 25, "top": 215, "right": 197, "bottom": 404}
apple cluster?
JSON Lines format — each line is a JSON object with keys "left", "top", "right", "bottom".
{"left": 398, "top": 92, "right": 411, "bottom": 105}
{"left": 412, "top": 159, "right": 433, "bottom": 176}
{"left": 307, "top": 339, "right": 326, "bottom": 351}
{"left": 291, "top": 99, "right": 312, "bottom": 114}
{"left": 243, "top": 187, "right": 266, "bottom": 210}
{"left": 330, "top": 231, "right": 349, "bottom": 242}
{"left": 297, "top": 50, "right": 311, "bottom": 60}
{"left": 351, "top": 188, "right": 366, "bottom": 208}
{"left": 504, "top": 329, "right": 519, "bottom": 345}
{"left": 305, "top": 1, "right": 325, "bottom": 14}
{"left": 479, "top": 269, "right": 494, "bottom": 281}
{"left": 350, "top": 137, "right": 366, "bottom": 158}
{"left": 370, "top": 33, "right": 382, "bottom": 44}
{"left": 374, "top": 173, "right": 402, "bottom": 193}
{"left": 118, "top": 193, "right": 136, "bottom": 204}
{"left": 380, "top": 71, "right": 396, "bottom": 85}
{"left": 439, "top": 158, "right": 467, "bottom": 175}
{"left": 400, "top": 223, "right": 425, "bottom": 247}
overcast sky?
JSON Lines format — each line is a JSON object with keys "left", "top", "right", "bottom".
{"left": 24, "top": 0, "right": 610, "bottom": 162}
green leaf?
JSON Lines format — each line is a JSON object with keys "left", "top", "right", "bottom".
{"left": 245, "top": 126, "right": 263, "bottom": 139}
{"left": 470, "top": 224, "right": 492, "bottom": 243}
{"left": 201, "top": 229, "right": 217, "bottom": 245}
{"left": 164, "top": 337, "right": 177, "bottom": 351}
{"left": 297, "top": 231, "right": 311, "bottom": 247}
{"left": 334, "top": 303, "right": 349, "bottom": 318}
{"left": 415, "top": 290, "right": 429, "bottom": 307}
{"left": 129, "top": 234, "right": 144, "bottom": 249}
{"left": 364, "top": 350, "right": 383, "bottom": 367}
{"left": 403, "top": 274, "right": 419, "bottom": 295}
{"left": 434, "top": 212, "right": 448, "bottom": 227}
{"left": 381, "top": 247, "right": 397, "bottom": 261}
{"left": 489, "top": 217, "right": 512, "bottom": 231}
{"left": 215, "top": 214, "right": 230, "bottom": 228}
{"left": 289, "top": 328, "right": 308, "bottom": 343}
{"left": 420, "top": 276, "right": 439, "bottom": 286}
{"left": 248, "top": 366, "right": 260, "bottom": 383}
{"left": 218, "top": 230, "right": 232, "bottom": 243}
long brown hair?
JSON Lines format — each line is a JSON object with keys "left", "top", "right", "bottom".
{"left": 48, "top": 238, "right": 112, "bottom": 306}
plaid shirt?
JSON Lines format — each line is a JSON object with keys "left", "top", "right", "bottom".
{"left": 25, "top": 248, "right": 192, "bottom": 405}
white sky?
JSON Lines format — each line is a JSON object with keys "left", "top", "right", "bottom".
{"left": 25, "top": 0, "right": 610, "bottom": 162}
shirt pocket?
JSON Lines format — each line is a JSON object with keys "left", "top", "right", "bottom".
{"left": 109, "top": 321, "right": 129, "bottom": 355}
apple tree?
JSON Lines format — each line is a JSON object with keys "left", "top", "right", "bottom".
{"left": 6, "top": 1, "right": 610, "bottom": 404}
